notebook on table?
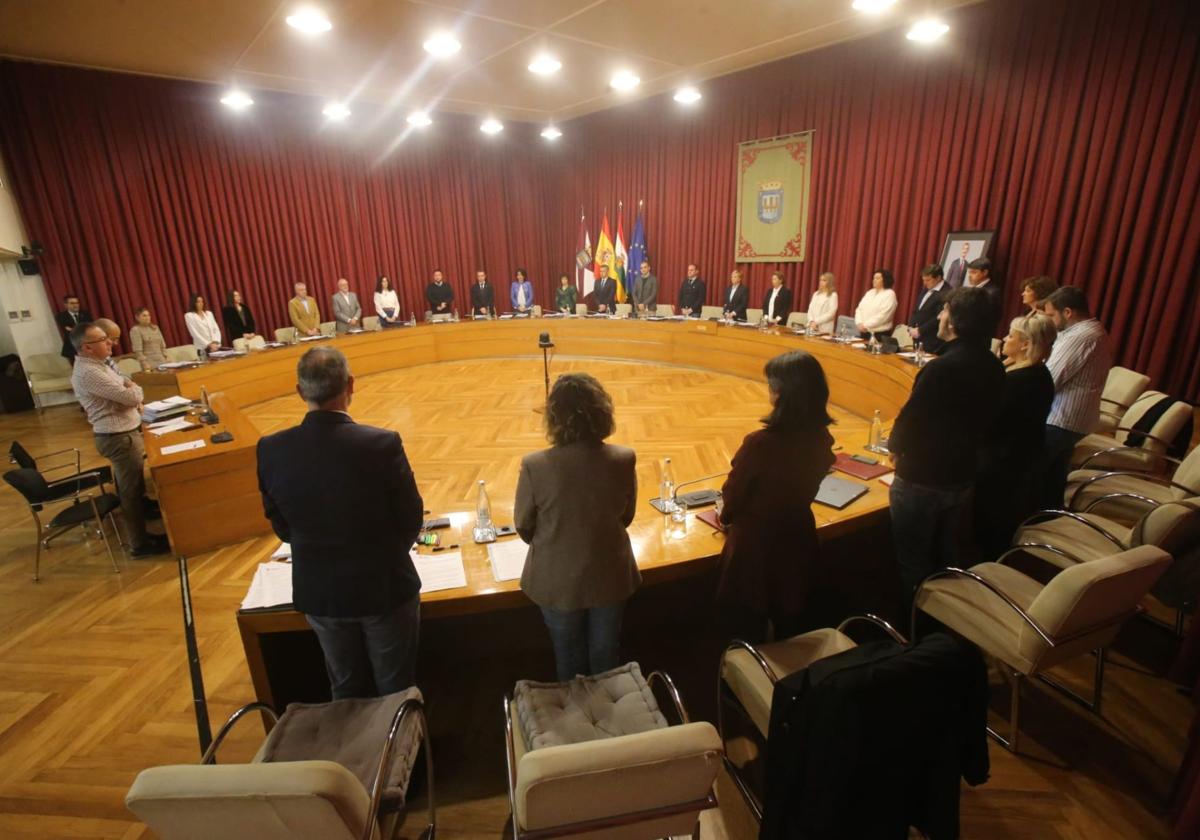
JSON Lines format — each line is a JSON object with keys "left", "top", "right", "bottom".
{"left": 814, "top": 475, "right": 870, "bottom": 509}
{"left": 832, "top": 452, "right": 893, "bottom": 481}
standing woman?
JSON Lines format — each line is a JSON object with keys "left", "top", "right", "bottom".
{"left": 854, "top": 269, "right": 898, "bottom": 341}
{"left": 221, "top": 289, "right": 257, "bottom": 341}
{"left": 185, "top": 293, "right": 222, "bottom": 353}
{"left": 515, "top": 373, "right": 639, "bottom": 681}
{"left": 129, "top": 307, "right": 167, "bottom": 371}
{"left": 807, "top": 272, "right": 839, "bottom": 334}
{"left": 374, "top": 275, "right": 402, "bottom": 326}
{"left": 717, "top": 351, "right": 836, "bottom": 642}
{"left": 511, "top": 268, "right": 534, "bottom": 314}
{"left": 555, "top": 274, "right": 577, "bottom": 313}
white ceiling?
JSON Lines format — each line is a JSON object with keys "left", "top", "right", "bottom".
{"left": 0, "top": 0, "right": 980, "bottom": 122}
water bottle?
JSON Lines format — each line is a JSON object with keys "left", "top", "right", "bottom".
{"left": 453, "top": 308, "right": 460, "bottom": 322}
{"left": 473, "top": 479, "right": 496, "bottom": 542}
{"left": 868, "top": 409, "right": 884, "bottom": 451}
{"left": 660, "top": 458, "right": 676, "bottom": 514}
{"left": 408, "top": 312, "right": 416, "bottom": 326}
{"left": 915, "top": 341, "right": 925, "bottom": 367}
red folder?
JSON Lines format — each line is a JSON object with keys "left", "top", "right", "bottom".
{"left": 696, "top": 510, "right": 725, "bottom": 532}
{"left": 833, "top": 452, "right": 893, "bottom": 481}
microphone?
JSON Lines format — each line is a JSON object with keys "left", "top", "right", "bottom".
{"left": 538, "top": 331, "right": 554, "bottom": 349}
{"left": 672, "top": 472, "right": 730, "bottom": 504}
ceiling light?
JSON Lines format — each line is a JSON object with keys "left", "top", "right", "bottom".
{"left": 285, "top": 7, "right": 332, "bottom": 34}
{"left": 610, "top": 71, "right": 640, "bottom": 91}
{"left": 851, "top": 0, "right": 897, "bottom": 13}
{"left": 906, "top": 18, "right": 949, "bottom": 43}
{"left": 406, "top": 111, "right": 432, "bottom": 127}
{"left": 541, "top": 126, "right": 562, "bottom": 140}
{"left": 322, "top": 102, "right": 350, "bottom": 120}
{"left": 220, "top": 90, "right": 254, "bottom": 111}
{"left": 528, "top": 54, "right": 562, "bottom": 76}
{"left": 423, "top": 32, "right": 461, "bottom": 57}
{"left": 673, "top": 86, "right": 702, "bottom": 104}
{"left": 480, "top": 118, "right": 504, "bottom": 135}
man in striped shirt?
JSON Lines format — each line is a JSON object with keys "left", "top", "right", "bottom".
{"left": 1040, "top": 287, "right": 1113, "bottom": 507}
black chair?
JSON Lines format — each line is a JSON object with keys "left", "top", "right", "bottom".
{"left": 3, "top": 466, "right": 122, "bottom": 581}
{"left": 9, "top": 440, "right": 114, "bottom": 498}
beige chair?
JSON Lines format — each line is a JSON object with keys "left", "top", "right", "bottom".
{"left": 574, "top": 303, "right": 588, "bottom": 316}
{"left": 990, "top": 337, "right": 1002, "bottom": 356}
{"left": 22, "top": 353, "right": 74, "bottom": 409}
{"left": 1067, "top": 444, "right": 1200, "bottom": 523}
{"left": 1070, "top": 391, "right": 1191, "bottom": 472}
{"left": 530, "top": 305, "right": 542, "bottom": 318}
{"left": 914, "top": 545, "right": 1170, "bottom": 752}
{"left": 656, "top": 304, "right": 674, "bottom": 316}
{"left": 115, "top": 357, "right": 143, "bottom": 377}
{"left": 614, "top": 302, "right": 632, "bottom": 317}
{"left": 1097, "top": 366, "right": 1151, "bottom": 434}
{"left": 745, "top": 307, "right": 764, "bottom": 323}
{"left": 165, "top": 344, "right": 200, "bottom": 363}
{"left": 891, "top": 324, "right": 914, "bottom": 349}
{"left": 275, "top": 327, "right": 297, "bottom": 343}
{"left": 246, "top": 335, "right": 267, "bottom": 350}
{"left": 503, "top": 669, "right": 721, "bottom": 839}
{"left": 700, "top": 305, "right": 724, "bottom": 320}
{"left": 362, "top": 316, "right": 380, "bottom": 331}
{"left": 319, "top": 321, "right": 337, "bottom": 337}
{"left": 231, "top": 338, "right": 248, "bottom": 352}
{"left": 785, "top": 311, "right": 808, "bottom": 328}
{"left": 127, "top": 690, "right": 435, "bottom": 840}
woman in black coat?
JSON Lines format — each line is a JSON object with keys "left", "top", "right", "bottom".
{"left": 222, "top": 289, "right": 257, "bottom": 340}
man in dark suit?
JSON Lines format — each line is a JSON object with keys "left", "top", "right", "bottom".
{"left": 965, "top": 257, "right": 1004, "bottom": 330}
{"left": 944, "top": 242, "right": 970, "bottom": 289}
{"left": 593, "top": 265, "right": 616, "bottom": 313}
{"left": 257, "top": 346, "right": 425, "bottom": 699}
{"left": 470, "top": 270, "right": 495, "bottom": 318}
{"left": 56, "top": 293, "right": 92, "bottom": 360}
{"left": 678, "top": 264, "right": 706, "bottom": 317}
{"left": 426, "top": 269, "right": 454, "bottom": 316}
{"left": 723, "top": 270, "right": 749, "bottom": 321}
{"left": 908, "top": 264, "right": 948, "bottom": 354}
{"left": 762, "top": 272, "right": 793, "bottom": 325}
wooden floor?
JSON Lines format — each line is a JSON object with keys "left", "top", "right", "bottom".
{"left": 0, "top": 360, "right": 1192, "bottom": 839}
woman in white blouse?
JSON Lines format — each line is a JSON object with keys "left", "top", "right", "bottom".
{"left": 807, "top": 272, "right": 839, "bottom": 334}
{"left": 853, "top": 269, "right": 899, "bottom": 340}
{"left": 184, "top": 293, "right": 222, "bottom": 353}
{"left": 374, "top": 275, "right": 402, "bottom": 326}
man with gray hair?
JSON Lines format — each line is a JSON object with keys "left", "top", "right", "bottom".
{"left": 256, "top": 346, "right": 425, "bottom": 698}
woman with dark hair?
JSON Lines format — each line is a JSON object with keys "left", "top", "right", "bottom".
{"left": 374, "top": 275, "right": 402, "bottom": 326}
{"left": 511, "top": 267, "right": 533, "bottom": 314}
{"left": 854, "top": 268, "right": 898, "bottom": 341}
{"left": 1020, "top": 275, "right": 1057, "bottom": 314}
{"left": 555, "top": 274, "right": 577, "bottom": 313}
{"left": 716, "top": 350, "right": 836, "bottom": 641}
{"left": 515, "top": 372, "right": 639, "bottom": 680}
{"left": 221, "top": 289, "right": 257, "bottom": 341}
{"left": 184, "top": 292, "right": 221, "bottom": 353}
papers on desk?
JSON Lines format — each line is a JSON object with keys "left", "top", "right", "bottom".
{"left": 147, "top": 417, "right": 198, "bottom": 436}
{"left": 241, "top": 561, "right": 294, "bottom": 611}
{"left": 271, "top": 542, "right": 292, "bottom": 560}
{"left": 487, "top": 539, "right": 528, "bottom": 582}
{"left": 143, "top": 395, "right": 193, "bottom": 423}
{"left": 879, "top": 473, "right": 895, "bottom": 487}
{"left": 410, "top": 549, "right": 468, "bottom": 593}
{"left": 157, "top": 360, "right": 201, "bottom": 369}
{"left": 206, "top": 349, "right": 246, "bottom": 359}
{"left": 160, "top": 439, "right": 206, "bottom": 455}
{"left": 298, "top": 334, "right": 331, "bottom": 342}
{"left": 146, "top": 395, "right": 191, "bottom": 411}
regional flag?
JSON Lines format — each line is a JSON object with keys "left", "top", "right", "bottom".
{"left": 594, "top": 212, "right": 617, "bottom": 293}
{"left": 576, "top": 212, "right": 594, "bottom": 295}
{"left": 614, "top": 204, "right": 628, "bottom": 303}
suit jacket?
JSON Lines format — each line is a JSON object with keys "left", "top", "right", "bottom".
{"left": 56, "top": 309, "right": 92, "bottom": 359}
{"left": 289, "top": 296, "right": 321, "bottom": 334}
{"left": 762, "top": 286, "right": 794, "bottom": 323}
{"left": 971, "top": 279, "right": 1005, "bottom": 335}
{"left": 221, "top": 304, "right": 256, "bottom": 338}
{"left": 509, "top": 280, "right": 533, "bottom": 311}
{"left": 945, "top": 258, "right": 968, "bottom": 289}
{"left": 515, "top": 441, "right": 639, "bottom": 610}
{"left": 331, "top": 291, "right": 362, "bottom": 332}
{"left": 678, "top": 277, "right": 706, "bottom": 316}
{"left": 470, "top": 282, "right": 495, "bottom": 315}
{"left": 593, "top": 277, "right": 616, "bottom": 310}
{"left": 907, "top": 284, "right": 946, "bottom": 354}
{"left": 426, "top": 281, "right": 454, "bottom": 313}
{"left": 723, "top": 284, "right": 749, "bottom": 320}
{"left": 631, "top": 273, "right": 658, "bottom": 313}
{"left": 257, "top": 410, "right": 424, "bottom": 617}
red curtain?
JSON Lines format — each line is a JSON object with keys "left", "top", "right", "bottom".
{"left": 0, "top": 0, "right": 1197, "bottom": 399}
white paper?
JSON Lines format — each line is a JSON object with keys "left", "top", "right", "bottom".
{"left": 270, "top": 542, "right": 292, "bottom": 560}
{"left": 298, "top": 334, "right": 331, "bottom": 342}
{"left": 145, "top": 395, "right": 192, "bottom": 411}
{"left": 410, "top": 550, "right": 468, "bottom": 593}
{"left": 147, "top": 418, "right": 196, "bottom": 436}
{"left": 156, "top": 361, "right": 199, "bottom": 370}
{"left": 879, "top": 473, "right": 895, "bottom": 487}
{"left": 487, "top": 539, "right": 528, "bottom": 582}
{"left": 240, "top": 561, "right": 294, "bottom": 610}
{"left": 160, "top": 439, "right": 206, "bottom": 455}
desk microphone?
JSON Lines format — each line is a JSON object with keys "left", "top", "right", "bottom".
{"left": 198, "top": 385, "right": 220, "bottom": 425}
{"left": 538, "top": 332, "right": 554, "bottom": 349}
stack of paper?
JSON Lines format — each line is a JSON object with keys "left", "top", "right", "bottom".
{"left": 487, "top": 539, "right": 528, "bottom": 582}
{"left": 146, "top": 417, "right": 196, "bottom": 436}
{"left": 157, "top": 360, "right": 201, "bottom": 370}
{"left": 143, "top": 395, "right": 193, "bottom": 423}
{"left": 410, "top": 550, "right": 468, "bottom": 593}
{"left": 271, "top": 542, "right": 292, "bottom": 560}
{"left": 206, "top": 349, "right": 246, "bottom": 359}
{"left": 240, "top": 561, "right": 294, "bottom": 611}
{"left": 299, "top": 335, "right": 332, "bottom": 342}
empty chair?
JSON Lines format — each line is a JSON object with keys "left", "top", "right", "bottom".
{"left": 530, "top": 305, "right": 542, "bottom": 318}
{"left": 246, "top": 335, "right": 267, "bottom": 350}
{"left": 275, "top": 327, "right": 296, "bottom": 343}
{"left": 361, "top": 315, "right": 380, "bottom": 331}
{"left": 574, "top": 303, "right": 588, "bottom": 316}
{"left": 613, "top": 302, "right": 632, "bottom": 317}
{"left": 115, "top": 357, "right": 142, "bottom": 377}
{"left": 785, "top": 311, "right": 808, "bottom": 328}
{"left": 22, "top": 353, "right": 74, "bottom": 409}
{"left": 164, "top": 345, "right": 200, "bottom": 363}
{"left": 892, "top": 324, "right": 914, "bottom": 349}
{"left": 745, "top": 307, "right": 764, "bottom": 323}
{"left": 701, "top": 305, "right": 725, "bottom": 320}
{"left": 231, "top": 337, "right": 248, "bottom": 352}
{"left": 1067, "top": 444, "right": 1200, "bottom": 522}
{"left": 319, "top": 321, "right": 336, "bottom": 336}
{"left": 1097, "top": 366, "right": 1151, "bottom": 434}
{"left": 656, "top": 304, "right": 674, "bottom": 316}
{"left": 1070, "top": 391, "right": 1192, "bottom": 472}
{"left": 9, "top": 440, "right": 113, "bottom": 492}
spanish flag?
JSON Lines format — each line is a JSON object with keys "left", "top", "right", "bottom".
{"left": 593, "top": 212, "right": 619, "bottom": 298}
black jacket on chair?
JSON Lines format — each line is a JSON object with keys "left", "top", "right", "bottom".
{"left": 257, "top": 410, "right": 424, "bottom": 618}
{"left": 723, "top": 285, "right": 749, "bottom": 320}
{"left": 678, "top": 277, "right": 706, "bottom": 316}
{"left": 761, "top": 633, "right": 990, "bottom": 840}
{"left": 907, "top": 285, "right": 946, "bottom": 354}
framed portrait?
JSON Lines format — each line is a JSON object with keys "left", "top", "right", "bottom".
{"left": 939, "top": 230, "right": 995, "bottom": 289}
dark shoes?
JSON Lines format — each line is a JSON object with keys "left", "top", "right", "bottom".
{"left": 142, "top": 498, "right": 162, "bottom": 521}
{"left": 131, "top": 534, "right": 170, "bottom": 557}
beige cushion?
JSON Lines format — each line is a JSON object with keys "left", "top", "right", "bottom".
{"left": 247, "top": 335, "right": 267, "bottom": 350}
{"left": 614, "top": 303, "right": 632, "bottom": 317}
{"left": 514, "top": 663, "right": 666, "bottom": 751}
{"left": 722, "top": 628, "right": 856, "bottom": 735}
{"left": 319, "top": 321, "right": 336, "bottom": 336}
{"left": 1015, "top": 516, "right": 1131, "bottom": 569}
{"left": 126, "top": 760, "right": 375, "bottom": 840}
{"left": 656, "top": 304, "right": 674, "bottom": 316}
{"left": 701, "top": 305, "right": 724, "bottom": 320}
{"left": 232, "top": 338, "right": 248, "bottom": 352}
{"left": 575, "top": 303, "right": 588, "bottom": 315}
{"left": 1066, "top": 469, "right": 1184, "bottom": 521}
{"left": 275, "top": 327, "right": 297, "bottom": 343}
{"left": 29, "top": 375, "right": 73, "bottom": 395}
{"left": 166, "top": 345, "right": 200, "bottom": 363}
{"left": 362, "top": 316, "right": 380, "bottom": 331}
{"left": 745, "top": 308, "right": 764, "bottom": 323}
{"left": 1101, "top": 367, "right": 1151, "bottom": 414}
{"left": 786, "top": 311, "right": 807, "bottom": 327}
{"left": 23, "top": 353, "right": 74, "bottom": 396}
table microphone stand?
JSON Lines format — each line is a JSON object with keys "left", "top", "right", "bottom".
{"left": 539, "top": 332, "right": 554, "bottom": 401}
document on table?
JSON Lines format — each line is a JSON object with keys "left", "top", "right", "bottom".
{"left": 240, "top": 561, "right": 294, "bottom": 611}
{"left": 160, "top": 439, "right": 206, "bottom": 455}
{"left": 411, "top": 550, "right": 468, "bottom": 593}
{"left": 145, "top": 395, "right": 192, "bottom": 411}
{"left": 271, "top": 542, "right": 292, "bottom": 560}
{"left": 488, "top": 539, "right": 528, "bottom": 582}
{"left": 147, "top": 417, "right": 196, "bottom": 436}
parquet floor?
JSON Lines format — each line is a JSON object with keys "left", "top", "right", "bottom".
{"left": 0, "top": 360, "right": 1192, "bottom": 839}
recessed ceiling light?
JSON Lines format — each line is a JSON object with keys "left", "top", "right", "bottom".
{"left": 220, "top": 90, "right": 254, "bottom": 111}
{"left": 541, "top": 126, "right": 562, "bottom": 140}
{"left": 673, "top": 86, "right": 702, "bottom": 104}
{"left": 480, "top": 118, "right": 504, "bottom": 135}
{"left": 528, "top": 54, "right": 562, "bottom": 76}
{"left": 423, "top": 32, "right": 461, "bottom": 57}
{"left": 406, "top": 111, "right": 432, "bottom": 127}
{"left": 851, "top": 0, "right": 897, "bottom": 13}
{"left": 322, "top": 102, "right": 350, "bottom": 120}
{"left": 906, "top": 18, "right": 949, "bottom": 43}
{"left": 285, "top": 7, "right": 332, "bottom": 34}
{"left": 610, "top": 71, "right": 640, "bottom": 91}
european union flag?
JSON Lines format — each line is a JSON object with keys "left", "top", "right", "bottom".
{"left": 628, "top": 207, "right": 647, "bottom": 278}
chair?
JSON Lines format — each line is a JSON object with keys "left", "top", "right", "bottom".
{"left": 892, "top": 324, "right": 914, "bottom": 349}
{"left": 614, "top": 302, "right": 632, "bottom": 317}
{"left": 319, "top": 321, "right": 337, "bottom": 336}
{"left": 701, "top": 305, "right": 725, "bottom": 320}
{"left": 836, "top": 315, "right": 858, "bottom": 336}
{"left": 1066, "top": 444, "right": 1200, "bottom": 523}
{"left": 115, "top": 357, "right": 143, "bottom": 377}
{"left": 575, "top": 303, "right": 588, "bottom": 316}
{"left": 503, "top": 667, "right": 721, "bottom": 839}
{"left": 656, "top": 304, "right": 674, "bottom": 316}
{"left": 22, "top": 353, "right": 74, "bottom": 410}
{"left": 785, "top": 311, "right": 807, "bottom": 328}
{"left": 165, "top": 345, "right": 200, "bottom": 363}
{"left": 1070, "top": 392, "right": 1192, "bottom": 472}
{"left": 745, "top": 307, "right": 764, "bottom": 323}
{"left": 913, "top": 545, "right": 1170, "bottom": 752}
{"left": 990, "top": 337, "right": 1002, "bottom": 356}
{"left": 231, "top": 338, "right": 248, "bottom": 352}
{"left": 361, "top": 316, "right": 380, "bottom": 331}
{"left": 1097, "top": 367, "right": 1151, "bottom": 435}
{"left": 126, "top": 688, "right": 435, "bottom": 840}
{"left": 275, "top": 327, "right": 297, "bottom": 343}
{"left": 9, "top": 440, "right": 113, "bottom": 492}
{"left": 246, "top": 335, "right": 267, "bottom": 350}
{"left": 530, "top": 305, "right": 542, "bottom": 318}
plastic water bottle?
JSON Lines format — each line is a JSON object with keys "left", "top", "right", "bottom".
{"left": 408, "top": 312, "right": 416, "bottom": 326}
{"left": 473, "top": 480, "right": 496, "bottom": 542}
{"left": 868, "top": 409, "right": 884, "bottom": 451}
{"left": 660, "top": 458, "right": 676, "bottom": 514}
{"left": 915, "top": 341, "right": 926, "bottom": 367}
{"left": 453, "top": 309, "right": 460, "bottom": 322}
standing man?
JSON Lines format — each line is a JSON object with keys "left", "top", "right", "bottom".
{"left": 257, "top": 347, "right": 425, "bottom": 698}
{"left": 945, "top": 242, "right": 970, "bottom": 289}
{"left": 289, "top": 282, "right": 321, "bottom": 337}
{"left": 1040, "top": 286, "right": 1113, "bottom": 508}
{"left": 907, "top": 264, "right": 947, "bottom": 354}
{"left": 965, "top": 258, "right": 1003, "bottom": 320}
{"left": 56, "top": 294, "right": 92, "bottom": 361}
{"left": 593, "top": 265, "right": 616, "bottom": 314}
{"left": 471, "top": 270, "right": 495, "bottom": 318}
{"left": 678, "top": 264, "right": 706, "bottom": 317}
{"left": 631, "top": 260, "right": 658, "bottom": 317}
{"left": 888, "top": 288, "right": 1005, "bottom": 614}
{"left": 722, "top": 270, "right": 749, "bottom": 321}
{"left": 331, "top": 278, "right": 361, "bottom": 333}
{"left": 426, "top": 269, "right": 454, "bottom": 316}
{"left": 762, "top": 272, "right": 793, "bottom": 325}
{"left": 70, "top": 322, "right": 168, "bottom": 557}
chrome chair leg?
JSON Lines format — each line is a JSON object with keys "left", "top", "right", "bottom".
{"left": 1037, "top": 648, "right": 1105, "bottom": 713}
{"left": 985, "top": 670, "right": 1021, "bottom": 754}
{"left": 91, "top": 497, "right": 120, "bottom": 574}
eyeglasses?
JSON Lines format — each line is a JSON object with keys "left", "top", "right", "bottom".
{"left": 82, "top": 337, "right": 111, "bottom": 345}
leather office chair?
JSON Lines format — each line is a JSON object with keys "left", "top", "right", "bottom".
{"left": 1067, "top": 444, "right": 1200, "bottom": 523}
{"left": 701, "top": 305, "right": 725, "bottom": 320}
{"left": 22, "top": 352, "right": 74, "bottom": 410}
{"left": 614, "top": 302, "right": 632, "bottom": 317}
{"left": 574, "top": 303, "right": 588, "bottom": 316}
{"left": 361, "top": 316, "right": 381, "bottom": 331}
{"left": 1097, "top": 366, "right": 1151, "bottom": 435}
{"left": 165, "top": 345, "right": 201, "bottom": 363}
{"left": 785, "top": 311, "right": 808, "bottom": 328}
{"left": 246, "top": 335, "right": 267, "bottom": 349}
{"left": 1071, "top": 391, "right": 1191, "bottom": 472}
{"left": 656, "top": 304, "right": 674, "bottom": 316}
{"left": 232, "top": 338, "right": 248, "bottom": 352}
{"left": 319, "top": 321, "right": 337, "bottom": 336}
{"left": 745, "top": 308, "right": 764, "bottom": 323}
{"left": 891, "top": 324, "right": 914, "bottom": 349}
{"left": 275, "top": 327, "right": 297, "bottom": 343}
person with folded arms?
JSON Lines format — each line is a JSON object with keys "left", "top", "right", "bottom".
{"left": 374, "top": 276, "right": 402, "bottom": 326}
{"left": 510, "top": 268, "right": 533, "bottom": 315}
{"left": 678, "top": 264, "right": 706, "bottom": 317}
{"left": 807, "top": 272, "right": 838, "bottom": 334}
{"left": 854, "top": 269, "right": 898, "bottom": 341}
{"left": 555, "top": 274, "right": 577, "bottom": 313}
{"left": 722, "top": 269, "right": 749, "bottom": 321}
{"left": 762, "top": 271, "right": 793, "bottom": 325}
{"left": 184, "top": 293, "right": 221, "bottom": 353}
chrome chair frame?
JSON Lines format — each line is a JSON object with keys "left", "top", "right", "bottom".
{"left": 1067, "top": 466, "right": 1196, "bottom": 512}
{"left": 9, "top": 467, "right": 121, "bottom": 581}
{"left": 1015, "top": 510, "right": 1129, "bottom": 552}
{"left": 1076, "top": 429, "right": 1181, "bottom": 472}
